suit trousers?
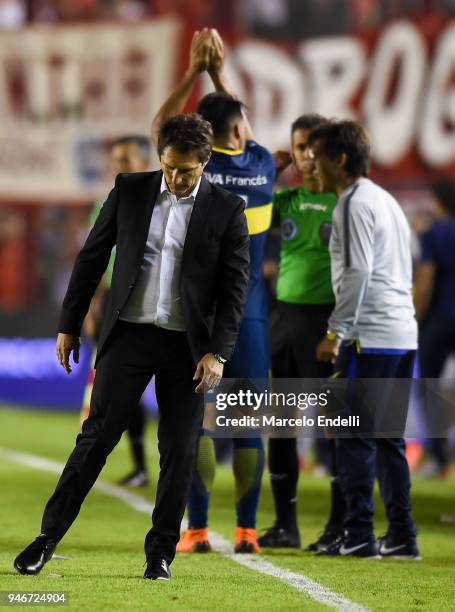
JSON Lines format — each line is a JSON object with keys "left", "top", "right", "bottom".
{"left": 41, "top": 321, "right": 204, "bottom": 564}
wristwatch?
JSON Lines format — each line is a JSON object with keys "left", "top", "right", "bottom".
{"left": 212, "top": 353, "right": 227, "bottom": 364}
{"left": 326, "top": 329, "right": 338, "bottom": 342}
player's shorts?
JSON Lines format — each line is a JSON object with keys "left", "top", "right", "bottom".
{"left": 224, "top": 317, "right": 270, "bottom": 379}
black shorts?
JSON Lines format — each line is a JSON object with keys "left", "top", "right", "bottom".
{"left": 270, "top": 301, "right": 334, "bottom": 379}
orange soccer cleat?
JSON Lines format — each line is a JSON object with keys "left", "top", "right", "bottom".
{"left": 234, "top": 527, "right": 261, "bottom": 554}
{"left": 176, "top": 528, "right": 211, "bottom": 553}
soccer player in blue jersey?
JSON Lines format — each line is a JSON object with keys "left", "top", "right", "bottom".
{"left": 151, "top": 29, "right": 275, "bottom": 553}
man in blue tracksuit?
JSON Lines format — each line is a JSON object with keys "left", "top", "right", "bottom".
{"left": 311, "top": 120, "right": 420, "bottom": 559}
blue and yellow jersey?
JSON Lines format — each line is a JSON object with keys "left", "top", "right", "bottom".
{"left": 204, "top": 140, "right": 276, "bottom": 320}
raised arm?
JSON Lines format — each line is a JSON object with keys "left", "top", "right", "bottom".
{"left": 207, "top": 29, "right": 254, "bottom": 142}
{"left": 151, "top": 29, "right": 212, "bottom": 146}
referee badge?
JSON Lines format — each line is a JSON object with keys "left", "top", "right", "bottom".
{"left": 281, "top": 218, "right": 298, "bottom": 240}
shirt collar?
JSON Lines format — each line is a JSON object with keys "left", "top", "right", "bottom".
{"left": 339, "top": 177, "right": 365, "bottom": 200}
{"left": 160, "top": 174, "right": 202, "bottom": 202}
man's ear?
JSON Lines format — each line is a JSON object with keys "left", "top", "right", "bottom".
{"left": 233, "top": 121, "right": 242, "bottom": 140}
{"left": 337, "top": 152, "right": 348, "bottom": 171}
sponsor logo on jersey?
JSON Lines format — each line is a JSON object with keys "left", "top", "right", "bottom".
{"left": 204, "top": 172, "right": 224, "bottom": 185}
{"left": 281, "top": 218, "right": 298, "bottom": 240}
{"left": 204, "top": 172, "right": 268, "bottom": 187}
{"left": 299, "top": 202, "right": 327, "bottom": 212}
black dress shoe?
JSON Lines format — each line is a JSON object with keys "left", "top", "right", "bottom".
{"left": 144, "top": 558, "right": 171, "bottom": 581}
{"left": 14, "top": 535, "right": 57, "bottom": 575}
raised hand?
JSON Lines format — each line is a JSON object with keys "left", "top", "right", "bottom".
{"left": 208, "top": 28, "right": 225, "bottom": 76}
{"left": 189, "top": 28, "right": 213, "bottom": 74}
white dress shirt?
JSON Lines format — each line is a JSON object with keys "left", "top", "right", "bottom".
{"left": 120, "top": 175, "right": 200, "bottom": 331}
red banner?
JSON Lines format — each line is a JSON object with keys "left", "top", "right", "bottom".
{"left": 0, "top": 17, "right": 452, "bottom": 202}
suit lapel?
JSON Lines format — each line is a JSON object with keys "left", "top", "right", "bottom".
{"left": 135, "top": 171, "right": 162, "bottom": 256}
{"left": 182, "top": 175, "right": 212, "bottom": 266}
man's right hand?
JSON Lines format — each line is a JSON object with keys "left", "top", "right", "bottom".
{"left": 207, "top": 28, "right": 225, "bottom": 77}
{"left": 189, "top": 28, "right": 213, "bottom": 74}
{"left": 56, "top": 333, "right": 80, "bottom": 374}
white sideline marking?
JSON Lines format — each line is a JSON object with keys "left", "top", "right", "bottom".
{"left": 0, "top": 447, "right": 369, "bottom": 612}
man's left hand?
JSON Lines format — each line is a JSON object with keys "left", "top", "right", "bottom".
{"left": 316, "top": 337, "right": 340, "bottom": 364}
{"left": 194, "top": 353, "right": 224, "bottom": 394}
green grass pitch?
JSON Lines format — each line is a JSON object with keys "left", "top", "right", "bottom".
{"left": 0, "top": 405, "right": 453, "bottom": 611}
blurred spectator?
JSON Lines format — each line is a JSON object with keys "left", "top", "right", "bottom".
{"left": 349, "top": 0, "right": 381, "bottom": 29}
{"left": 0, "top": 208, "right": 27, "bottom": 308}
{"left": 54, "top": 0, "right": 102, "bottom": 21}
{"left": 29, "top": 0, "right": 101, "bottom": 22}
{"left": 107, "top": 0, "right": 148, "bottom": 21}
{"left": 243, "top": 0, "right": 453, "bottom": 38}
{"left": 29, "top": 0, "right": 150, "bottom": 23}
{"left": 241, "top": 0, "right": 289, "bottom": 37}
{"left": 0, "top": 0, "right": 25, "bottom": 28}
{"left": 244, "top": 0, "right": 348, "bottom": 39}
{"left": 414, "top": 178, "right": 455, "bottom": 477}
{"left": 0, "top": 203, "right": 91, "bottom": 336}
{"left": 150, "top": 0, "right": 234, "bottom": 31}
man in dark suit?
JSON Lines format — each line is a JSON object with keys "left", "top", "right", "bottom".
{"left": 14, "top": 113, "right": 250, "bottom": 581}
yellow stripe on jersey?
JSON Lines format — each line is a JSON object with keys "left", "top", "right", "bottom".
{"left": 244, "top": 202, "right": 273, "bottom": 235}
{"left": 212, "top": 146, "right": 244, "bottom": 156}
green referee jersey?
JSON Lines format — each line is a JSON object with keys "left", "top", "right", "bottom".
{"left": 272, "top": 186, "right": 338, "bottom": 304}
{"left": 90, "top": 200, "right": 115, "bottom": 288}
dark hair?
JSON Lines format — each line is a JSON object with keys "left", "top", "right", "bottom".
{"left": 112, "top": 134, "right": 151, "bottom": 159}
{"left": 291, "top": 113, "right": 327, "bottom": 135}
{"left": 432, "top": 178, "right": 455, "bottom": 216}
{"left": 197, "top": 92, "right": 245, "bottom": 140}
{"left": 309, "top": 120, "right": 371, "bottom": 178}
{"left": 158, "top": 113, "right": 213, "bottom": 162}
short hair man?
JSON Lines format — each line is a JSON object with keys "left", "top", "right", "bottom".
{"left": 110, "top": 135, "right": 151, "bottom": 174}
{"left": 14, "top": 113, "right": 250, "bottom": 580}
{"left": 312, "top": 120, "right": 420, "bottom": 559}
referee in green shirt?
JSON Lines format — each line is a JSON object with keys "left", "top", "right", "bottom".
{"left": 259, "top": 115, "right": 344, "bottom": 551}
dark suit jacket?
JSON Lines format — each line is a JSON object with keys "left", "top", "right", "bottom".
{"left": 58, "top": 171, "right": 250, "bottom": 365}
